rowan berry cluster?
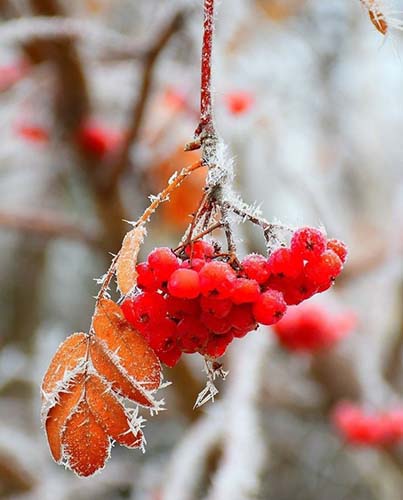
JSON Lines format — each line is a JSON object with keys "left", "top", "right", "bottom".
{"left": 332, "top": 402, "right": 403, "bottom": 447}
{"left": 273, "top": 303, "right": 355, "bottom": 352}
{"left": 121, "top": 227, "right": 346, "bottom": 367}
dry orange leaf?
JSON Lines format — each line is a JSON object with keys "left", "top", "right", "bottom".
{"left": 90, "top": 338, "right": 157, "bottom": 407}
{"left": 62, "top": 400, "right": 110, "bottom": 477}
{"left": 41, "top": 300, "right": 162, "bottom": 476}
{"left": 116, "top": 225, "right": 146, "bottom": 295}
{"left": 93, "top": 298, "right": 161, "bottom": 391}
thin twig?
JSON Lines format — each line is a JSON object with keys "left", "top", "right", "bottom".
{"left": 103, "top": 9, "right": 186, "bottom": 194}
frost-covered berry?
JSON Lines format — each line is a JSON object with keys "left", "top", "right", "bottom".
{"left": 199, "top": 261, "right": 236, "bottom": 298}
{"left": 203, "top": 332, "right": 234, "bottom": 358}
{"left": 252, "top": 290, "right": 287, "bottom": 325}
{"left": 326, "top": 239, "right": 348, "bottom": 263}
{"left": 268, "top": 247, "right": 304, "bottom": 279}
{"left": 290, "top": 227, "right": 326, "bottom": 261}
{"left": 229, "top": 304, "right": 257, "bottom": 335}
{"left": 177, "top": 317, "right": 209, "bottom": 353}
{"left": 185, "top": 240, "right": 214, "bottom": 260}
{"left": 166, "top": 296, "right": 200, "bottom": 320}
{"left": 147, "top": 247, "right": 179, "bottom": 284}
{"left": 304, "top": 250, "right": 343, "bottom": 290}
{"left": 200, "top": 311, "right": 232, "bottom": 335}
{"left": 136, "top": 262, "right": 157, "bottom": 291}
{"left": 200, "top": 296, "right": 232, "bottom": 318}
{"left": 241, "top": 254, "right": 270, "bottom": 284}
{"left": 122, "top": 292, "right": 166, "bottom": 330}
{"left": 168, "top": 268, "right": 200, "bottom": 299}
{"left": 230, "top": 278, "right": 260, "bottom": 304}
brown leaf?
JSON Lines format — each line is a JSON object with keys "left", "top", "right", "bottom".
{"left": 86, "top": 375, "right": 143, "bottom": 448}
{"left": 42, "top": 332, "right": 88, "bottom": 396}
{"left": 90, "top": 338, "right": 157, "bottom": 407}
{"left": 93, "top": 298, "right": 161, "bottom": 391}
{"left": 45, "top": 375, "right": 84, "bottom": 462}
{"left": 62, "top": 400, "right": 110, "bottom": 477}
{"left": 116, "top": 225, "right": 146, "bottom": 295}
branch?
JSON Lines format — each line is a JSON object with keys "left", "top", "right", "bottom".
{"left": 197, "top": 0, "right": 215, "bottom": 136}
{"left": 0, "top": 211, "right": 100, "bottom": 247}
{"left": 103, "top": 9, "right": 186, "bottom": 194}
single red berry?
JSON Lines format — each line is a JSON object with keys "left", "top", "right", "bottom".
{"left": 332, "top": 403, "right": 387, "bottom": 446}
{"left": 166, "top": 296, "right": 200, "bottom": 320}
{"left": 148, "top": 318, "right": 178, "bottom": 352}
{"left": 326, "top": 239, "right": 348, "bottom": 263}
{"left": 290, "top": 227, "right": 326, "bottom": 261}
{"left": 252, "top": 290, "right": 287, "bottom": 325}
{"left": 268, "top": 247, "right": 304, "bottom": 279}
{"left": 77, "top": 121, "right": 122, "bottom": 157}
{"left": 278, "top": 276, "right": 318, "bottom": 305}
{"left": 157, "top": 346, "right": 182, "bottom": 368}
{"left": 273, "top": 304, "right": 353, "bottom": 352}
{"left": 136, "top": 262, "right": 157, "bottom": 291}
{"left": 185, "top": 240, "right": 214, "bottom": 260}
{"left": 200, "top": 296, "right": 232, "bottom": 319}
{"left": 304, "top": 250, "right": 342, "bottom": 289}
{"left": 224, "top": 91, "right": 254, "bottom": 115}
{"left": 147, "top": 247, "right": 179, "bottom": 285}
{"left": 241, "top": 254, "right": 270, "bottom": 284}
{"left": 230, "top": 278, "right": 260, "bottom": 304}
{"left": 203, "top": 331, "right": 234, "bottom": 358}
{"left": 168, "top": 268, "right": 201, "bottom": 299}
{"left": 181, "top": 258, "right": 205, "bottom": 272}
{"left": 121, "top": 292, "right": 167, "bottom": 330}
{"left": 177, "top": 317, "right": 209, "bottom": 353}
{"left": 199, "top": 261, "right": 236, "bottom": 298}
{"left": 200, "top": 311, "right": 232, "bottom": 335}
{"left": 229, "top": 304, "right": 257, "bottom": 333}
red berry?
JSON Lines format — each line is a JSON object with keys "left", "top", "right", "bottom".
{"left": 273, "top": 304, "right": 353, "bottom": 352}
{"left": 229, "top": 304, "right": 257, "bottom": 333}
{"left": 200, "top": 311, "right": 232, "bottom": 335}
{"left": 136, "top": 262, "right": 157, "bottom": 291}
{"left": 290, "top": 227, "right": 326, "bottom": 261}
{"left": 166, "top": 296, "right": 200, "bottom": 319}
{"left": 279, "top": 275, "right": 318, "bottom": 305}
{"left": 332, "top": 403, "right": 387, "bottom": 446}
{"left": 157, "top": 346, "right": 182, "bottom": 368}
{"left": 177, "top": 317, "right": 209, "bottom": 353}
{"left": 148, "top": 247, "right": 179, "bottom": 285}
{"left": 241, "top": 254, "right": 270, "bottom": 284}
{"left": 181, "top": 258, "right": 205, "bottom": 272}
{"left": 200, "top": 296, "right": 232, "bottom": 318}
{"left": 252, "top": 290, "right": 287, "bottom": 325}
{"left": 121, "top": 292, "right": 166, "bottom": 330}
{"left": 148, "top": 318, "right": 177, "bottom": 352}
{"left": 77, "top": 121, "right": 122, "bottom": 157}
{"left": 185, "top": 240, "right": 214, "bottom": 259}
{"left": 268, "top": 247, "right": 304, "bottom": 279}
{"left": 326, "top": 239, "right": 348, "bottom": 263}
{"left": 230, "top": 278, "right": 260, "bottom": 304}
{"left": 168, "top": 268, "right": 200, "bottom": 299}
{"left": 304, "top": 250, "right": 342, "bottom": 289}
{"left": 224, "top": 91, "right": 254, "bottom": 115}
{"left": 199, "top": 261, "right": 236, "bottom": 298}
{"left": 203, "top": 332, "right": 234, "bottom": 358}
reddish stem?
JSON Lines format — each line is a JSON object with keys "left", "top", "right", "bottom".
{"left": 197, "top": 0, "right": 216, "bottom": 136}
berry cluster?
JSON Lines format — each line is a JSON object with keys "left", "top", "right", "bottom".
{"left": 122, "top": 227, "right": 346, "bottom": 367}
{"left": 332, "top": 402, "right": 403, "bottom": 447}
{"left": 273, "top": 303, "right": 355, "bottom": 352}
